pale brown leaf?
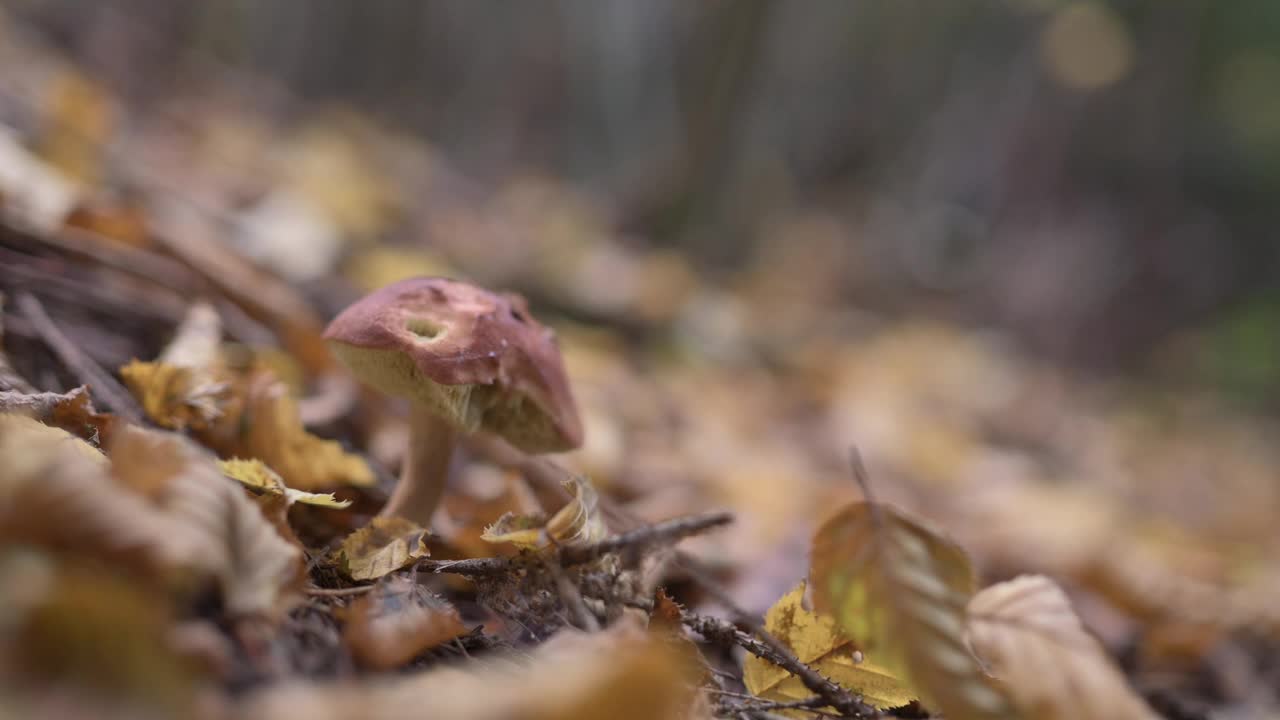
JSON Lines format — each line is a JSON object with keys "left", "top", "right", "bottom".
{"left": 966, "top": 575, "right": 1159, "bottom": 720}
{"left": 336, "top": 517, "right": 431, "bottom": 581}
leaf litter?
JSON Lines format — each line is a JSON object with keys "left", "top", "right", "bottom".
{"left": 1, "top": 16, "right": 1277, "bottom": 719}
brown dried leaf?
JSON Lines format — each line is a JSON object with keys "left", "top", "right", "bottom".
{"left": 0, "top": 385, "right": 113, "bottom": 444}
{"left": 0, "top": 415, "right": 194, "bottom": 572}
{"left": 242, "top": 620, "right": 700, "bottom": 720}
{"left": 344, "top": 576, "right": 467, "bottom": 670}
{"left": 810, "top": 501, "right": 1017, "bottom": 719}
{"left": 120, "top": 359, "right": 230, "bottom": 432}
{"left": 966, "top": 575, "right": 1159, "bottom": 720}
{"left": 744, "top": 582, "right": 916, "bottom": 711}
{"left": 336, "top": 517, "right": 432, "bottom": 581}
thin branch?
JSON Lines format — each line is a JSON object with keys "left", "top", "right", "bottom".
{"left": 416, "top": 511, "right": 734, "bottom": 577}
{"left": 304, "top": 585, "right": 375, "bottom": 597}
{"left": 15, "top": 292, "right": 143, "bottom": 423}
{"left": 683, "top": 611, "right": 877, "bottom": 719}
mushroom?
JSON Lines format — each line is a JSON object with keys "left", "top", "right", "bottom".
{"left": 322, "top": 277, "right": 582, "bottom": 526}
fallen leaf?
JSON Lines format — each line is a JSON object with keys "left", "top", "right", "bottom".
{"left": 744, "top": 582, "right": 916, "bottom": 712}
{"left": 810, "top": 501, "right": 1016, "bottom": 719}
{"left": 109, "top": 425, "right": 305, "bottom": 617}
{"left": 482, "top": 476, "right": 606, "bottom": 550}
{"left": 120, "top": 359, "right": 230, "bottom": 432}
{"left": 219, "top": 458, "right": 352, "bottom": 508}
{"left": 336, "top": 516, "right": 432, "bottom": 581}
{"left": 0, "top": 550, "right": 203, "bottom": 717}
{"left": 966, "top": 575, "right": 1160, "bottom": 720}
{"left": 0, "top": 385, "right": 113, "bottom": 445}
{"left": 344, "top": 576, "right": 468, "bottom": 670}
{"left": 242, "top": 620, "right": 700, "bottom": 720}
{"left": 0, "top": 415, "right": 194, "bottom": 573}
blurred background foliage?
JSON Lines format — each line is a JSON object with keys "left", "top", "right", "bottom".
{"left": 6, "top": 0, "right": 1280, "bottom": 401}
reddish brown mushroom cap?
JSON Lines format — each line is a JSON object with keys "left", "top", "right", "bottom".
{"left": 323, "top": 277, "right": 582, "bottom": 453}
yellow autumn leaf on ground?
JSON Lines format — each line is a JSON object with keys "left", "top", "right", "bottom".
{"left": 120, "top": 359, "right": 230, "bottom": 432}
{"left": 810, "top": 501, "right": 1017, "bottom": 720}
{"left": 219, "top": 458, "right": 352, "bottom": 508}
{"left": 482, "top": 476, "right": 606, "bottom": 550}
{"left": 966, "top": 575, "right": 1159, "bottom": 720}
{"left": 336, "top": 517, "right": 432, "bottom": 581}
{"left": 744, "top": 582, "right": 916, "bottom": 712}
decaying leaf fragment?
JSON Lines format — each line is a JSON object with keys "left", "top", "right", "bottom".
{"left": 120, "top": 359, "right": 231, "bottom": 432}
{"left": 744, "top": 582, "right": 916, "bottom": 712}
{"left": 481, "top": 476, "right": 607, "bottom": 550}
{"left": 243, "top": 620, "right": 700, "bottom": 720}
{"left": 344, "top": 576, "right": 468, "bottom": 670}
{"left": 0, "top": 385, "right": 112, "bottom": 444}
{"left": 336, "top": 516, "right": 432, "bottom": 581}
{"left": 966, "top": 575, "right": 1159, "bottom": 720}
{"left": 809, "top": 501, "right": 1016, "bottom": 719}
{"left": 219, "top": 458, "right": 352, "bottom": 508}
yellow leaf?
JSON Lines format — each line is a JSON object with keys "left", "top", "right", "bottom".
{"left": 219, "top": 458, "right": 352, "bottom": 509}
{"left": 810, "top": 501, "right": 1017, "bottom": 720}
{"left": 120, "top": 359, "right": 230, "bottom": 432}
{"left": 481, "top": 476, "right": 606, "bottom": 550}
{"left": 336, "top": 517, "right": 431, "bottom": 581}
{"left": 744, "top": 582, "right": 916, "bottom": 712}
{"left": 966, "top": 575, "right": 1159, "bottom": 720}
{"left": 37, "top": 66, "right": 113, "bottom": 188}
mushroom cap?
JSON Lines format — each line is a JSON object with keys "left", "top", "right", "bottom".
{"left": 323, "top": 277, "right": 582, "bottom": 453}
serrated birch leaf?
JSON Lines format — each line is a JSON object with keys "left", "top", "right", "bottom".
{"left": 966, "top": 575, "right": 1159, "bottom": 720}
{"left": 743, "top": 582, "right": 916, "bottom": 712}
{"left": 481, "top": 476, "right": 606, "bottom": 550}
{"left": 810, "top": 501, "right": 1017, "bottom": 720}
{"left": 219, "top": 458, "right": 352, "bottom": 508}
{"left": 336, "top": 517, "right": 431, "bottom": 581}
{"left": 344, "top": 576, "right": 467, "bottom": 670}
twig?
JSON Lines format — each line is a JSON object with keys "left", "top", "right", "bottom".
{"left": 683, "top": 611, "right": 876, "bottom": 718}
{"left": 416, "top": 511, "right": 734, "bottom": 577}
{"left": 304, "top": 585, "right": 375, "bottom": 597}
{"left": 15, "top": 292, "right": 143, "bottom": 423}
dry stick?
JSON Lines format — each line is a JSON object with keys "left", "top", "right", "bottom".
{"left": 683, "top": 611, "right": 876, "bottom": 719}
{"left": 14, "top": 292, "right": 143, "bottom": 423}
{"left": 0, "top": 292, "right": 36, "bottom": 393}
{"left": 416, "top": 511, "right": 734, "bottom": 578}
{"left": 304, "top": 585, "right": 376, "bottom": 598}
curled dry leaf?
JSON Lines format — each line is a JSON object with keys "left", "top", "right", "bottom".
{"left": 0, "top": 385, "right": 113, "bottom": 445}
{"left": 242, "top": 620, "right": 699, "bottom": 720}
{"left": 966, "top": 575, "right": 1159, "bottom": 720}
{"left": 121, "top": 359, "right": 231, "bottom": 432}
{"left": 344, "top": 576, "right": 468, "bottom": 670}
{"left": 219, "top": 458, "right": 352, "bottom": 508}
{"left": 482, "top": 476, "right": 607, "bottom": 550}
{"left": 0, "top": 415, "right": 194, "bottom": 573}
{"left": 744, "top": 582, "right": 916, "bottom": 712}
{"left": 336, "top": 516, "right": 432, "bottom": 581}
{"left": 809, "top": 501, "right": 1016, "bottom": 720}
{"left": 109, "top": 426, "right": 305, "bottom": 618}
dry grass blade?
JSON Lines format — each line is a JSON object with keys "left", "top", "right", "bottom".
{"left": 966, "top": 574, "right": 1159, "bottom": 720}
{"left": 809, "top": 501, "right": 1017, "bottom": 720}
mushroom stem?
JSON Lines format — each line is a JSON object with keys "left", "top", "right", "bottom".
{"left": 379, "top": 402, "right": 457, "bottom": 525}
